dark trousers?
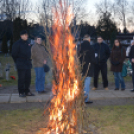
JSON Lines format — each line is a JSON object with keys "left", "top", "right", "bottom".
{"left": 94, "top": 63, "right": 108, "bottom": 88}
{"left": 132, "top": 69, "right": 134, "bottom": 89}
{"left": 17, "top": 69, "right": 31, "bottom": 94}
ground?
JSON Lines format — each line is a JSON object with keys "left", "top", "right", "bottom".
{"left": 0, "top": 54, "right": 134, "bottom": 134}
{"left": 0, "top": 104, "right": 134, "bottom": 134}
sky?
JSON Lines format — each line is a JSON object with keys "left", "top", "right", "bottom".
{"left": 33, "top": 0, "right": 99, "bottom": 12}
{"left": 30, "top": 0, "right": 99, "bottom": 24}
{"left": 87, "top": 0, "right": 99, "bottom": 10}
{"left": 29, "top": 0, "right": 134, "bottom": 31}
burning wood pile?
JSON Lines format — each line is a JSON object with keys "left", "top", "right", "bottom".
{"left": 38, "top": 1, "right": 84, "bottom": 134}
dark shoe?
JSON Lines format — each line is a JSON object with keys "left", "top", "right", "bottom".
{"left": 85, "top": 101, "right": 93, "bottom": 104}
{"left": 121, "top": 89, "right": 125, "bottom": 91}
{"left": 114, "top": 88, "right": 119, "bottom": 91}
{"left": 38, "top": 91, "right": 47, "bottom": 94}
{"left": 19, "top": 93, "right": 26, "bottom": 98}
{"left": 131, "top": 89, "right": 134, "bottom": 92}
{"left": 26, "top": 92, "right": 35, "bottom": 96}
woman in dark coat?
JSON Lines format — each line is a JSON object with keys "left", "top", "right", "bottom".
{"left": 79, "top": 35, "right": 96, "bottom": 104}
{"left": 110, "top": 39, "right": 126, "bottom": 91}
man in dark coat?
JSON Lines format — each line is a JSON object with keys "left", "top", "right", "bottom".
{"left": 129, "top": 42, "right": 134, "bottom": 92}
{"left": 79, "top": 35, "right": 96, "bottom": 104}
{"left": 12, "top": 30, "right": 34, "bottom": 97}
{"left": 93, "top": 36, "right": 110, "bottom": 90}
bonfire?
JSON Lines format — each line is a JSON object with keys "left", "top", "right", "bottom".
{"left": 38, "top": 1, "right": 84, "bottom": 134}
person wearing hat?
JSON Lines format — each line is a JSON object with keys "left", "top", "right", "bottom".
{"left": 31, "top": 36, "right": 48, "bottom": 94}
{"left": 12, "top": 30, "right": 34, "bottom": 97}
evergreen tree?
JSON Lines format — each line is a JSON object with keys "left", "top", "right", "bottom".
{"left": 96, "top": 12, "right": 118, "bottom": 46}
{"left": 13, "top": 17, "right": 28, "bottom": 42}
{"left": 110, "top": 31, "right": 117, "bottom": 48}
{"left": 1, "top": 35, "right": 8, "bottom": 53}
{"left": 123, "top": 27, "right": 128, "bottom": 34}
{"left": 9, "top": 37, "right": 13, "bottom": 53}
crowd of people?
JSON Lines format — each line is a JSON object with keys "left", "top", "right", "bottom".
{"left": 79, "top": 34, "right": 134, "bottom": 104}
{"left": 11, "top": 30, "right": 134, "bottom": 104}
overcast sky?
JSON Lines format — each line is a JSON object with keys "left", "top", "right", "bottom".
{"left": 32, "top": 0, "right": 99, "bottom": 11}
{"left": 29, "top": 0, "right": 133, "bottom": 31}
{"left": 30, "top": 0, "right": 99, "bottom": 24}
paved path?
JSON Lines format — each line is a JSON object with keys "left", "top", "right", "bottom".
{"left": 0, "top": 89, "right": 134, "bottom": 104}
{"left": 0, "top": 92, "right": 52, "bottom": 103}
{"left": 89, "top": 89, "right": 134, "bottom": 100}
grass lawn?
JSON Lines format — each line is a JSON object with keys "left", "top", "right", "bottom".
{"left": 0, "top": 105, "right": 134, "bottom": 134}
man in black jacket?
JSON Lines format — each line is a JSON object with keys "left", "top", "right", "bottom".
{"left": 93, "top": 36, "right": 110, "bottom": 90}
{"left": 12, "top": 30, "right": 34, "bottom": 97}
{"left": 79, "top": 35, "right": 96, "bottom": 104}
{"left": 129, "top": 43, "right": 134, "bottom": 92}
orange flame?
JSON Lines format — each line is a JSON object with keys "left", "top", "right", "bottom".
{"left": 40, "top": 2, "right": 80, "bottom": 134}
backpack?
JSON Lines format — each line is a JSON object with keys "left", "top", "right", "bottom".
{"left": 121, "top": 63, "right": 127, "bottom": 77}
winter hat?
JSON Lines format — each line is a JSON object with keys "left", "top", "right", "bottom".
{"left": 20, "top": 30, "right": 28, "bottom": 36}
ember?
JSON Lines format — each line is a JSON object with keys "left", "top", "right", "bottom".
{"left": 38, "top": 1, "right": 83, "bottom": 134}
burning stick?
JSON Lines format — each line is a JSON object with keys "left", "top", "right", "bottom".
{"left": 38, "top": 1, "right": 85, "bottom": 134}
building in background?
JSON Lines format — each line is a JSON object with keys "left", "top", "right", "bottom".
{"left": 0, "top": 14, "right": 7, "bottom": 21}
{"left": 116, "top": 33, "right": 134, "bottom": 48}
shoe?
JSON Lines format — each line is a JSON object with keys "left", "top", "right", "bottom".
{"left": 84, "top": 95, "right": 88, "bottom": 100}
{"left": 38, "top": 91, "right": 47, "bottom": 94}
{"left": 131, "top": 89, "right": 134, "bottom": 92}
{"left": 114, "top": 88, "right": 119, "bottom": 91}
{"left": 92, "top": 87, "right": 97, "bottom": 90}
{"left": 85, "top": 101, "right": 93, "bottom": 104}
{"left": 121, "top": 89, "right": 125, "bottom": 91}
{"left": 26, "top": 92, "right": 35, "bottom": 96}
{"left": 19, "top": 93, "right": 26, "bottom": 97}
{"left": 104, "top": 87, "right": 109, "bottom": 90}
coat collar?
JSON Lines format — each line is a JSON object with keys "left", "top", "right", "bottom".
{"left": 20, "top": 38, "right": 28, "bottom": 43}
{"left": 35, "top": 43, "right": 44, "bottom": 46}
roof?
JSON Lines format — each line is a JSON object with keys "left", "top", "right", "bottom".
{"left": 117, "top": 33, "right": 134, "bottom": 40}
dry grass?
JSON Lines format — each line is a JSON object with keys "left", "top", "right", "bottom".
{"left": 86, "top": 105, "right": 134, "bottom": 134}
{"left": 0, "top": 108, "right": 48, "bottom": 134}
{"left": 0, "top": 105, "right": 134, "bottom": 134}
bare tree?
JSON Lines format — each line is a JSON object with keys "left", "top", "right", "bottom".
{"left": 95, "top": 0, "right": 115, "bottom": 27}
{"left": 113, "top": 0, "right": 129, "bottom": 30}
{"left": 0, "top": 0, "right": 19, "bottom": 21}
{"left": 40, "top": 0, "right": 88, "bottom": 30}
{"left": 18, "top": 0, "right": 32, "bottom": 20}
{"left": 0, "top": 0, "right": 3, "bottom": 20}
{"left": 95, "top": 0, "right": 113, "bottom": 15}
{"left": 127, "top": 1, "right": 134, "bottom": 30}
{"left": 0, "top": 0, "right": 32, "bottom": 21}
{"left": 73, "top": 0, "right": 88, "bottom": 23}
